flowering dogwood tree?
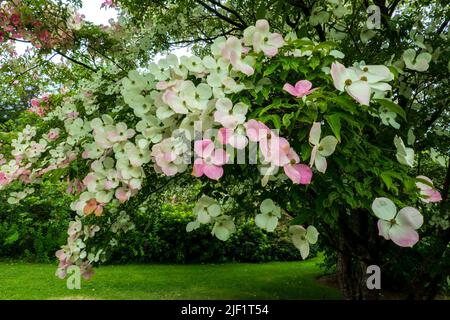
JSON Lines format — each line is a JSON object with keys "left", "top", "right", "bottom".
{"left": 0, "top": 0, "right": 448, "bottom": 300}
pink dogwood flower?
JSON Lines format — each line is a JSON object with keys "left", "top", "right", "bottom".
{"left": 283, "top": 80, "right": 317, "bottom": 98}
{"left": 47, "top": 128, "right": 60, "bottom": 141}
{"left": 218, "top": 127, "right": 248, "bottom": 149}
{"left": 214, "top": 98, "right": 248, "bottom": 129}
{"left": 244, "top": 119, "right": 271, "bottom": 142}
{"left": 244, "top": 119, "right": 292, "bottom": 167}
{"left": 220, "top": 36, "right": 254, "bottom": 75}
{"left": 283, "top": 149, "right": 313, "bottom": 184}
{"left": 115, "top": 186, "right": 133, "bottom": 203}
{"left": 151, "top": 136, "right": 189, "bottom": 176}
{"left": 372, "top": 197, "right": 423, "bottom": 247}
{"left": 415, "top": 176, "right": 442, "bottom": 203}
{"left": 101, "top": 0, "right": 114, "bottom": 8}
{"left": 0, "top": 172, "right": 9, "bottom": 186}
{"left": 30, "top": 98, "right": 40, "bottom": 108}
{"left": 260, "top": 135, "right": 291, "bottom": 167}
{"left": 192, "top": 139, "right": 229, "bottom": 180}
{"left": 243, "top": 19, "right": 285, "bottom": 57}
{"left": 83, "top": 198, "right": 105, "bottom": 216}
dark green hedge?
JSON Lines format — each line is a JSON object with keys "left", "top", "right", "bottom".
{"left": 110, "top": 203, "right": 303, "bottom": 264}
{"left": 0, "top": 187, "right": 304, "bottom": 263}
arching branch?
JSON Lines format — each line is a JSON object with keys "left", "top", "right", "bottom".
{"left": 205, "top": 0, "right": 248, "bottom": 28}
{"left": 52, "top": 49, "right": 97, "bottom": 72}
{"left": 194, "top": 0, "right": 247, "bottom": 30}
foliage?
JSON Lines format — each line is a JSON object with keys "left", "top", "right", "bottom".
{"left": 0, "top": 181, "right": 72, "bottom": 262}
{"left": 110, "top": 202, "right": 303, "bottom": 264}
{"left": 0, "top": 0, "right": 448, "bottom": 300}
{"left": 0, "top": 181, "right": 301, "bottom": 263}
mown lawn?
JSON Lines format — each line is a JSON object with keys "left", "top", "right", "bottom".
{"left": 0, "top": 258, "right": 341, "bottom": 300}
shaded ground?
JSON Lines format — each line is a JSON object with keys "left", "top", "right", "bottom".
{"left": 0, "top": 258, "right": 342, "bottom": 300}
{"left": 317, "top": 274, "right": 449, "bottom": 300}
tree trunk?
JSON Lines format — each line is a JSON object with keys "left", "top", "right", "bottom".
{"left": 336, "top": 236, "right": 378, "bottom": 299}
{"left": 335, "top": 211, "right": 379, "bottom": 300}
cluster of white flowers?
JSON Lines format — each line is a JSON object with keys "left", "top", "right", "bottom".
{"left": 0, "top": 20, "right": 334, "bottom": 274}
{"left": 6, "top": 17, "right": 435, "bottom": 277}
{"left": 186, "top": 195, "right": 236, "bottom": 241}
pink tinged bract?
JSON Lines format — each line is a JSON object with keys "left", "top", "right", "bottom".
{"left": 229, "top": 134, "right": 248, "bottom": 149}
{"left": 422, "top": 189, "right": 442, "bottom": 203}
{"left": 396, "top": 207, "right": 423, "bottom": 230}
{"left": 415, "top": 175, "right": 442, "bottom": 203}
{"left": 244, "top": 119, "right": 270, "bottom": 142}
{"left": 115, "top": 187, "right": 130, "bottom": 203}
{"left": 194, "top": 139, "right": 214, "bottom": 158}
{"left": 388, "top": 224, "right": 419, "bottom": 248}
{"left": 283, "top": 80, "right": 317, "bottom": 98}
{"left": 218, "top": 127, "right": 248, "bottom": 149}
{"left": 372, "top": 197, "right": 423, "bottom": 247}
{"left": 377, "top": 220, "right": 391, "bottom": 240}
{"left": 0, "top": 172, "right": 8, "bottom": 185}
{"left": 192, "top": 158, "right": 224, "bottom": 180}
{"left": 162, "top": 90, "right": 188, "bottom": 114}
{"left": 193, "top": 140, "right": 228, "bottom": 180}
{"left": 284, "top": 163, "right": 313, "bottom": 185}
{"left": 386, "top": 207, "right": 422, "bottom": 248}
{"left": 309, "top": 122, "right": 321, "bottom": 146}
{"left": 217, "top": 128, "right": 231, "bottom": 145}
{"left": 30, "top": 98, "right": 40, "bottom": 107}
{"left": 203, "top": 163, "right": 224, "bottom": 180}
{"left": 260, "top": 135, "right": 291, "bottom": 167}
{"left": 330, "top": 62, "right": 347, "bottom": 91}
{"left": 160, "top": 163, "right": 179, "bottom": 176}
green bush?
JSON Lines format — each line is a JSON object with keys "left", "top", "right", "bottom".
{"left": 109, "top": 203, "right": 304, "bottom": 264}
{"left": 0, "top": 186, "right": 304, "bottom": 264}
{"left": 0, "top": 182, "right": 72, "bottom": 263}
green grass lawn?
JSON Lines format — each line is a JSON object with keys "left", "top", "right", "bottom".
{"left": 0, "top": 258, "right": 341, "bottom": 300}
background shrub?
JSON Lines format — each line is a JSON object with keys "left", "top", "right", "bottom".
{"left": 109, "top": 202, "right": 304, "bottom": 264}
{"left": 0, "top": 188, "right": 305, "bottom": 264}
{"left": 0, "top": 181, "right": 72, "bottom": 263}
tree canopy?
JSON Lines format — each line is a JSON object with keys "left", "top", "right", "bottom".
{"left": 0, "top": 0, "right": 448, "bottom": 299}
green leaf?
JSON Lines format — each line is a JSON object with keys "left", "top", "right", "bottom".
{"left": 314, "top": 41, "right": 336, "bottom": 50}
{"left": 301, "top": 143, "right": 312, "bottom": 162}
{"left": 375, "top": 99, "right": 406, "bottom": 120}
{"left": 323, "top": 191, "right": 339, "bottom": 208}
{"left": 331, "top": 95, "right": 357, "bottom": 113}
{"left": 5, "top": 230, "right": 19, "bottom": 245}
{"left": 380, "top": 171, "right": 403, "bottom": 193}
{"left": 282, "top": 113, "right": 295, "bottom": 128}
{"left": 260, "top": 114, "right": 282, "bottom": 129}
{"left": 325, "top": 114, "right": 341, "bottom": 142}
{"left": 380, "top": 172, "right": 393, "bottom": 190}
{"left": 270, "top": 114, "right": 282, "bottom": 129}
{"left": 309, "top": 56, "right": 320, "bottom": 69}
{"left": 263, "top": 62, "right": 279, "bottom": 76}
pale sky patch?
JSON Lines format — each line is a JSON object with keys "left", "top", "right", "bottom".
{"left": 79, "top": 0, "right": 118, "bottom": 25}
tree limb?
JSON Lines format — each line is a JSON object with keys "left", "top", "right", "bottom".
{"left": 194, "top": 0, "right": 246, "bottom": 30}
{"left": 52, "top": 49, "right": 97, "bottom": 72}
{"left": 205, "top": 0, "right": 248, "bottom": 28}
{"left": 286, "top": 0, "right": 326, "bottom": 41}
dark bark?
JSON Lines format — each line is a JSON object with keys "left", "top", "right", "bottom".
{"left": 335, "top": 211, "right": 379, "bottom": 299}
{"left": 286, "top": 0, "right": 326, "bottom": 41}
